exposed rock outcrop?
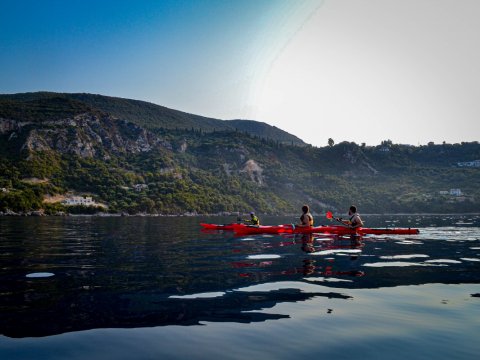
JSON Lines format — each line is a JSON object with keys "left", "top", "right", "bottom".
{"left": 343, "top": 149, "right": 378, "bottom": 175}
{"left": 241, "top": 159, "right": 264, "bottom": 185}
{"left": 1, "top": 114, "right": 172, "bottom": 157}
{"left": 178, "top": 138, "right": 188, "bottom": 153}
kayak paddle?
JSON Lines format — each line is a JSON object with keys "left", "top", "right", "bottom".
{"left": 326, "top": 211, "right": 348, "bottom": 226}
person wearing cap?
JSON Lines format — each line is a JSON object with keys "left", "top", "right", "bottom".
{"left": 243, "top": 212, "right": 260, "bottom": 225}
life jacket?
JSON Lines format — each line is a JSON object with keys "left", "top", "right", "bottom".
{"left": 250, "top": 215, "right": 260, "bottom": 225}
{"left": 350, "top": 213, "right": 362, "bottom": 227}
{"left": 300, "top": 213, "right": 314, "bottom": 226}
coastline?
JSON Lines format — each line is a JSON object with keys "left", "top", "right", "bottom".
{"left": 2, "top": 210, "right": 480, "bottom": 217}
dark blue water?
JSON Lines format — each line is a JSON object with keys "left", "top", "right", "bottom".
{"left": 0, "top": 215, "right": 479, "bottom": 359}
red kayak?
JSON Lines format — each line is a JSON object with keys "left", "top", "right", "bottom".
{"left": 235, "top": 224, "right": 420, "bottom": 235}
{"left": 200, "top": 223, "right": 295, "bottom": 233}
{"left": 232, "top": 223, "right": 294, "bottom": 234}
{"left": 200, "top": 223, "right": 237, "bottom": 231}
{"left": 232, "top": 224, "right": 343, "bottom": 235}
{"left": 357, "top": 228, "right": 420, "bottom": 235}
{"left": 201, "top": 223, "right": 419, "bottom": 236}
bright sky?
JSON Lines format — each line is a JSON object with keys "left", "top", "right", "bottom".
{"left": 1, "top": 0, "right": 479, "bottom": 146}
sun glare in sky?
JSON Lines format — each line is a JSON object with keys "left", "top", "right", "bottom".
{"left": 252, "top": 0, "right": 480, "bottom": 146}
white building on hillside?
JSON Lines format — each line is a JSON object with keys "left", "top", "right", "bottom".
{"left": 134, "top": 184, "right": 148, "bottom": 192}
{"left": 449, "top": 189, "right": 462, "bottom": 196}
{"left": 63, "top": 196, "right": 95, "bottom": 206}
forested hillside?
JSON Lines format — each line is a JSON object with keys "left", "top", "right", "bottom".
{"left": 0, "top": 93, "right": 479, "bottom": 215}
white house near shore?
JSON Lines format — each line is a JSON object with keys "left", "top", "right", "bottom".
{"left": 439, "top": 189, "right": 463, "bottom": 196}
{"left": 62, "top": 196, "right": 96, "bottom": 206}
{"left": 457, "top": 160, "right": 480, "bottom": 167}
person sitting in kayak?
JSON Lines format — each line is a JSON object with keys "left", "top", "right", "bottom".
{"left": 243, "top": 212, "right": 260, "bottom": 226}
{"left": 338, "top": 205, "right": 364, "bottom": 229}
{"left": 298, "top": 205, "right": 314, "bottom": 227}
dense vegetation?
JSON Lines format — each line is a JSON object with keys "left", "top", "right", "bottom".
{"left": 0, "top": 97, "right": 98, "bottom": 122}
{"left": 1, "top": 93, "right": 479, "bottom": 215}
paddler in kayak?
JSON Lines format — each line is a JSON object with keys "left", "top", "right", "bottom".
{"left": 337, "top": 205, "right": 364, "bottom": 229}
{"left": 298, "top": 205, "right": 314, "bottom": 227}
{"left": 242, "top": 212, "right": 260, "bottom": 226}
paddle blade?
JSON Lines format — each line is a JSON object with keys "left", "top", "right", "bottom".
{"left": 326, "top": 211, "right": 333, "bottom": 220}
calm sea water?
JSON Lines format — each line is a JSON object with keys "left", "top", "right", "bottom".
{"left": 0, "top": 214, "right": 479, "bottom": 359}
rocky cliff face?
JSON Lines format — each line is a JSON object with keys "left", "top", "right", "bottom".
{"left": 342, "top": 148, "right": 379, "bottom": 176}
{"left": 241, "top": 159, "right": 264, "bottom": 185}
{"left": 0, "top": 113, "right": 172, "bottom": 157}
{"left": 0, "top": 118, "right": 20, "bottom": 134}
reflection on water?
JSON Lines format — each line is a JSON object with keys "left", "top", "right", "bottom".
{"left": 0, "top": 215, "right": 479, "bottom": 345}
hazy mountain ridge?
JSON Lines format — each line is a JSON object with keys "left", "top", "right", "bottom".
{"left": 0, "top": 92, "right": 305, "bottom": 145}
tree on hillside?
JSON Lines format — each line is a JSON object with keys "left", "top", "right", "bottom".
{"left": 328, "top": 138, "right": 335, "bottom": 147}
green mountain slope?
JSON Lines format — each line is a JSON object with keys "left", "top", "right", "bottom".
{"left": 0, "top": 93, "right": 479, "bottom": 215}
